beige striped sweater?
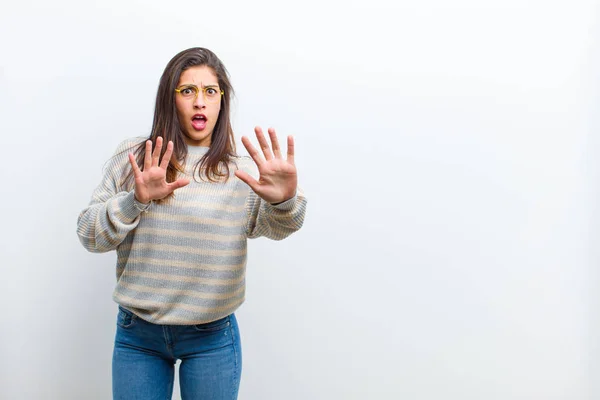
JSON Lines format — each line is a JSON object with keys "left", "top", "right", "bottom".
{"left": 77, "top": 137, "right": 307, "bottom": 325}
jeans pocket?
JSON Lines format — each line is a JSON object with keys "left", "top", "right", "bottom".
{"left": 117, "top": 306, "right": 137, "bottom": 329}
{"left": 192, "top": 315, "right": 230, "bottom": 332}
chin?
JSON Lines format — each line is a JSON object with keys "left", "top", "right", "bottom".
{"left": 185, "top": 131, "right": 212, "bottom": 146}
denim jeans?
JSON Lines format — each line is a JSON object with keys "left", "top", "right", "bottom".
{"left": 112, "top": 306, "right": 242, "bottom": 400}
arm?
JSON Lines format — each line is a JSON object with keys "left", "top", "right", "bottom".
{"left": 76, "top": 140, "right": 146, "bottom": 253}
{"left": 76, "top": 137, "right": 190, "bottom": 253}
{"left": 235, "top": 127, "right": 307, "bottom": 240}
{"left": 245, "top": 187, "right": 307, "bottom": 240}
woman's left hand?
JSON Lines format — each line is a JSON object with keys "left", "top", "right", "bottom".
{"left": 235, "top": 126, "right": 298, "bottom": 204}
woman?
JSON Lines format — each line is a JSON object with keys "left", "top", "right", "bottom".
{"left": 76, "top": 47, "right": 307, "bottom": 399}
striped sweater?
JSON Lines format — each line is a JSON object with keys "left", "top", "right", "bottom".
{"left": 77, "top": 137, "right": 307, "bottom": 325}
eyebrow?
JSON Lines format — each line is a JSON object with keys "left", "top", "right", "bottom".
{"left": 179, "top": 83, "right": 219, "bottom": 88}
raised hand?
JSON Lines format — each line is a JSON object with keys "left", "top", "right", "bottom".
{"left": 234, "top": 127, "right": 298, "bottom": 204}
{"left": 128, "top": 137, "right": 190, "bottom": 204}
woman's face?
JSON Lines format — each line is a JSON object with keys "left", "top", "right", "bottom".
{"left": 175, "top": 65, "right": 222, "bottom": 147}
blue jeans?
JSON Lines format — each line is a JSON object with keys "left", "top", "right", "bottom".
{"left": 112, "top": 306, "right": 242, "bottom": 400}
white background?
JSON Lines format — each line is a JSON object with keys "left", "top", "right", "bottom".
{"left": 1, "top": 0, "right": 598, "bottom": 399}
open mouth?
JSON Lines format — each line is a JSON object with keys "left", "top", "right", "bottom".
{"left": 191, "top": 114, "right": 207, "bottom": 130}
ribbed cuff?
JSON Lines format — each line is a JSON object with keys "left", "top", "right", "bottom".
{"left": 269, "top": 194, "right": 297, "bottom": 211}
{"left": 117, "top": 191, "right": 144, "bottom": 220}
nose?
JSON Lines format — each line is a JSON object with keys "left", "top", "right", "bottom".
{"left": 193, "top": 92, "right": 206, "bottom": 109}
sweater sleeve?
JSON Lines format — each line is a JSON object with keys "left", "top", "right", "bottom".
{"left": 240, "top": 157, "right": 308, "bottom": 240}
{"left": 76, "top": 138, "right": 146, "bottom": 253}
{"left": 245, "top": 188, "right": 307, "bottom": 240}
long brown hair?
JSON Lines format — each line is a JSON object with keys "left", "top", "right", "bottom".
{"left": 122, "top": 47, "right": 237, "bottom": 200}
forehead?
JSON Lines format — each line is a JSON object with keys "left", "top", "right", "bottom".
{"left": 178, "top": 65, "right": 218, "bottom": 85}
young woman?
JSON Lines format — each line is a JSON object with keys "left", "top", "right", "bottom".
{"left": 76, "top": 47, "right": 307, "bottom": 399}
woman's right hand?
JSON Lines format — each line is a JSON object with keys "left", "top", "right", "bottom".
{"left": 128, "top": 137, "right": 190, "bottom": 204}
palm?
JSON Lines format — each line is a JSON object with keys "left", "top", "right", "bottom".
{"left": 135, "top": 165, "right": 175, "bottom": 201}
{"left": 235, "top": 127, "right": 298, "bottom": 204}
{"left": 128, "top": 137, "right": 190, "bottom": 204}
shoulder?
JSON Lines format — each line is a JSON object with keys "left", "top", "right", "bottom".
{"left": 113, "top": 136, "right": 147, "bottom": 156}
{"left": 102, "top": 136, "right": 146, "bottom": 176}
{"left": 106, "top": 136, "right": 147, "bottom": 166}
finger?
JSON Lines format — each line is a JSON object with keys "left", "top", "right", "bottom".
{"left": 287, "top": 135, "right": 295, "bottom": 165}
{"left": 255, "top": 126, "right": 273, "bottom": 161}
{"left": 167, "top": 178, "right": 190, "bottom": 192}
{"left": 128, "top": 153, "right": 142, "bottom": 179}
{"left": 241, "top": 136, "right": 264, "bottom": 167}
{"left": 143, "top": 140, "right": 152, "bottom": 171}
{"left": 160, "top": 141, "right": 174, "bottom": 169}
{"left": 268, "top": 127, "right": 282, "bottom": 159}
{"left": 152, "top": 136, "right": 163, "bottom": 167}
{"left": 234, "top": 170, "right": 259, "bottom": 191}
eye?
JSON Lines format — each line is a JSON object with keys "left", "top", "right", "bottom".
{"left": 181, "top": 87, "right": 195, "bottom": 96}
{"left": 205, "top": 88, "right": 218, "bottom": 96}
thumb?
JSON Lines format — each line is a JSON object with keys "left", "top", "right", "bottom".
{"left": 167, "top": 178, "right": 190, "bottom": 192}
{"left": 234, "top": 170, "right": 259, "bottom": 192}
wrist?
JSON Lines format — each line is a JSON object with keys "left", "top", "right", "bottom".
{"left": 134, "top": 193, "right": 151, "bottom": 205}
{"left": 270, "top": 191, "right": 297, "bottom": 206}
{"left": 133, "top": 195, "right": 152, "bottom": 213}
{"left": 270, "top": 192, "right": 297, "bottom": 207}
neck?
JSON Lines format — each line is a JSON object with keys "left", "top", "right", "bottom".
{"left": 186, "top": 144, "right": 210, "bottom": 156}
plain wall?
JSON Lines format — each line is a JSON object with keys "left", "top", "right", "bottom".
{"left": 1, "top": 0, "right": 597, "bottom": 399}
